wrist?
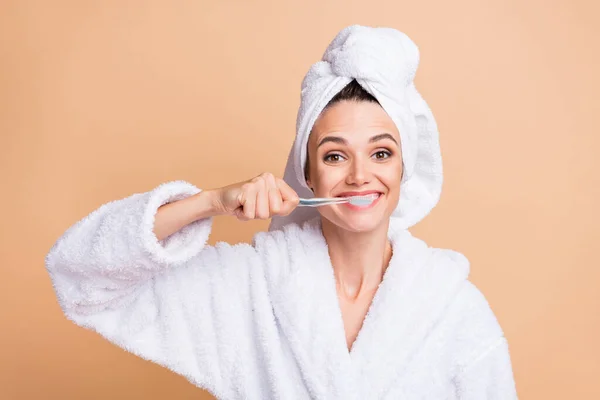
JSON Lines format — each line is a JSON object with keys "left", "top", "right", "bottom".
{"left": 192, "top": 189, "right": 226, "bottom": 220}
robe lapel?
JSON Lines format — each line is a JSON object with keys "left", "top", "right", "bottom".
{"left": 269, "top": 218, "right": 358, "bottom": 399}
{"left": 350, "top": 225, "right": 470, "bottom": 398}
{"left": 269, "top": 218, "right": 470, "bottom": 399}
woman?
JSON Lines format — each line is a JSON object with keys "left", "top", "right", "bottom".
{"left": 45, "top": 25, "right": 518, "bottom": 399}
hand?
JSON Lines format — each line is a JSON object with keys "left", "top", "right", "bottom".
{"left": 213, "top": 173, "right": 300, "bottom": 221}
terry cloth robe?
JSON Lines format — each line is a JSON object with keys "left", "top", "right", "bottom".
{"left": 45, "top": 181, "right": 519, "bottom": 399}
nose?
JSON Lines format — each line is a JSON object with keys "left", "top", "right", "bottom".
{"left": 345, "top": 156, "right": 371, "bottom": 186}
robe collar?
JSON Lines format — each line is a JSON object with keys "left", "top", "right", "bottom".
{"left": 268, "top": 217, "right": 470, "bottom": 399}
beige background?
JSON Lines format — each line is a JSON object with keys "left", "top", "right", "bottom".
{"left": 1, "top": 1, "right": 598, "bottom": 399}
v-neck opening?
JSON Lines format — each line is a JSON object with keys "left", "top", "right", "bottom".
{"left": 312, "top": 218, "right": 404, "bottom": 360}
{"left": 268, "top": 217, "right": 471, "bottom": 398}
{"left": 348, "top": 239, "right": 403, "bottom": 358}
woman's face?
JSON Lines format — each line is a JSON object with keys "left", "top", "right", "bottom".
{"left": 306, "top": 100, "right": 403, "bottom": 233}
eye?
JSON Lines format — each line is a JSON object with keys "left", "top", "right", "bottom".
{"left": 373, "top": 150, "right": 392, "bottom": 160}
{"left": 323, "top": 153, "right": 345, "bottom": 163}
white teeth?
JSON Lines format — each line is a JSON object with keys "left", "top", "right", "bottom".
{"left": 347, "top": 193, "right": 381, "bottom": 207}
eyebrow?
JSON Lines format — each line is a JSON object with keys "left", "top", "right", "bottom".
{"left": 317, "top": 133, "right": 398, "bottom": 148}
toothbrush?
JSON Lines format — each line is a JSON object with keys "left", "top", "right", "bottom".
{"left": 298, "top": 193, "right": 379, "bottom": 207}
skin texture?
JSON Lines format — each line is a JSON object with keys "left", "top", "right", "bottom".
{"left": 305, "top": 100, "right": 403, "bottom": 350}
{"left": 306, "top": 100, "right": 403, "bottom": 234}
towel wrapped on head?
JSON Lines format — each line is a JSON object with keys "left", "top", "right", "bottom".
{"left": 269, "top": 25, "right": 443, "bottom": 232}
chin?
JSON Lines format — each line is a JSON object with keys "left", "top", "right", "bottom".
{"left": 321, "top": 209, "right": 389, "bottom": 233}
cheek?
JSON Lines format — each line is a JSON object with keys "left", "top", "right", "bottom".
{"left": 380, "top": 165, "right": 403, "bottom": 205}
{"left": 386, "top": 160, "right": 404, "bottom": 186}
{"left": 382, "top": 170, "right": 402, "bottom": 190}
{"left": 314, "top": 166, "right": 345, "bottom": 192}
{"left": 376, "top": 158, "right": 401, "bottom": 180}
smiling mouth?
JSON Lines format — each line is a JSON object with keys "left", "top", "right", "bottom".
{"left": 348, "top": 193, "right": 380, "bottom": 206}
{"left": 336, "top": 192, "right": 383, "bottom": 208}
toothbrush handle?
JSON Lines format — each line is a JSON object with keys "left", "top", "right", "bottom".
{"left": 298, "top": 197, "right": 349, "bottom": 207}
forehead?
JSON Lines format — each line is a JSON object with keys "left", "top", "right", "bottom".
{"left": 310, "top": 100, "right": 400, "bottom": 143}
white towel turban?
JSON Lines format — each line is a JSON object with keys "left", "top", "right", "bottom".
{"left": 268, "top": 25, "right": 443, "bottom": 232}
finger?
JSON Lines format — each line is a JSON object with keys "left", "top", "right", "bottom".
{"left": 276, "top": 179, "right": 300, "bottom": 216}
{"left": 264, "top": 173, "right": 282, "bottom": 215}
{"left": 255, "top": 178, "right": 270, "bottom": 220}
{"left": 276, "top": 178, "right": 299, "bottom": 203}
{"left": 241, "top": 184, "right": 257, "bottom": 220}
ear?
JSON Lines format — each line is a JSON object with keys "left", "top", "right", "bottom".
{"left": 306, "top": 180, "right": 314, "bottom": 192}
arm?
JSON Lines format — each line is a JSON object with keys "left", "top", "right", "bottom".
{"left": 45, "top": 181, "right": 262, "bottom": 398}
{"left": 449, "top": 281, "right": 519, "bottom": 399}
{"left": 152, "top": 183, "right": 222, "bottom": 242}
{"left": 453, "top": 336, "right": 518, "bottom": 399}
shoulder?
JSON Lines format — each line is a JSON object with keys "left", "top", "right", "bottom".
{"left": 451, "top": 279, "right": 504, "bottom": 335}
{"left": 407, "top": 241, "right": 496, "bottom": 336}
{"left": 445, "top": 278, "right": 507, "bottom": 370}
{"left": 409, "top": 239, "right": 506, "bottom": 368}
{"left": 394, "top": 228, "right": 471, "bottom": 285}
{"left": 424, "top": 243, "right": 502, "bottom": 338}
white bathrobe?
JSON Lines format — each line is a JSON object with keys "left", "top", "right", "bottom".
{"left": 45, "top": 181, "right": 518, "bottom": 399}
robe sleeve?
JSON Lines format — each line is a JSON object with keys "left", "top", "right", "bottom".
{"left": 450, "top": 281, "right": 519, "bottom": 399}
{"left": 453, "top": 336, "right": 519, "bottom": 399}
{"left": 45, "top": 180, "right": 264, "bottom": 399}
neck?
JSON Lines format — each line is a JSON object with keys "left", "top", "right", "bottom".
{"left": 321, "top": 217, "right": 393, "bottom": 302}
